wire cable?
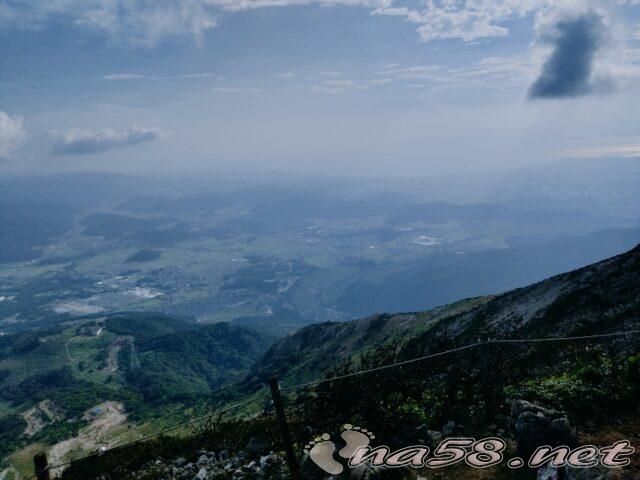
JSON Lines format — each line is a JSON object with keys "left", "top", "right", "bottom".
{"left": 27, "top": 328, "right": 639, "bottom": 479}
{"left": 279, "top": 330, "right": 640, "bottom": 391}
{"left": 491, "top": 330, "right": 640, "bottom": 344}
{"left": 279, "top": 342, "right": 481, "bottom": 391}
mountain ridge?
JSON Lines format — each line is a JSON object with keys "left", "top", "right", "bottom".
{"left": 243, "top": 243, "right": 640, "bottom": 391}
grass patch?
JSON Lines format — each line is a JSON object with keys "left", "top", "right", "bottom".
{"left": 6, "top": 442, "right": 42, "bottom": 479}
{"left": 0, "top": 400, "right": 15, "bottom": 418}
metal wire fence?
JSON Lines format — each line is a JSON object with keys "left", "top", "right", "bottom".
{"left": 29, "top": 329, "right": 640, "bottom": 480}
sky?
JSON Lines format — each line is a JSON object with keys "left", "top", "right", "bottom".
{"left": 1, "top": 0, "right": 640, "bottom": 177}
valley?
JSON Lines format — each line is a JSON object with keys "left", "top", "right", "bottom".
{"left": 0, "top": 161, "right": 639, "bottom": 478}
{"left": 1, "top": 160, "right": 639, "bottom": 337}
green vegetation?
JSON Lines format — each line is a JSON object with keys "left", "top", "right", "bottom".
{"left": 0, "top": 329, "right": 69, "bottom": 387}
{"left": 505, "top": 351, "right": 640, "bottom": 417}
{"left": 5, "top": 366, "right": 115, "bottom": 417}
{"left": 104, "top": 313, "right": 192, "bottom": 341}
{"left": 2, "top": 419, "right": 89, "bottom": 461}
{"left": 125, "top": 323, "right": 274, "bottom": 405}
{"left": 59, "top": 336, "right": 640, "bottom": 480}
{"left": 0, "top": 415, "right": 27, "bottom": 457}
{"left": 0, "top": 316, "right": 272, "bottom": 420}
{"left": 81, "top": 213, "right": 192, "bottom": 244}
{"left": 0, "top": 312, "right": 276, "bottom": 468}
{"left": 0, "top": 400, "right": 15, "bottom": 418}
{"left": 32, "top": 419, "right": 88, "bottom": 446}
{"left": 5, "top": 171, "right": 640, "bottom": 339}
{"left": 300, "top": 337, "right": 640, "bottom": 439}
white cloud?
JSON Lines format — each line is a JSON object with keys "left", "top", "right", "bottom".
{"left": 312, "top": 78, "right": 368, "bottom": 94}
{"left": 0, "top": 110, "right": 25, "bottom": 159}
{"left": 368, "top": 78, "right": 391, "bottom": 85}
{"left": 322, "top": 79, "right": 356, "bottom": 87}
{"left": 2, "top": 0, "right": 640, "bottom": 47}
{"left": 51, "top": 126, "right": 162, "bottom": 155}
{"left": 287, "top": 0, "right": 539, "bottom": 42}
{"left": 102, "top": 73, "right": 152, "bottom": 80}
{"left": 179, "top": 72, "right": 218, "bottom": 78}
{"left": 558, "top": 137, "right": 640, "bottom": 158}
{"left": 213, "top": 87, "right": 263, "bottom": 93}
{"left": 376, "top": 55, "right": 533, "bottom": 90}
{"left": 0, "top": 0, "right": 542, "bottom": 46}
{"left": 527, "top": 4, "right": 640, "bottom": 98}
{"left": 307, "top": 54, "right": 536, "bottom": 95}
{"left": 0, "top": 0, "right": 219, "bottom": 48}
{"left": 103, "top": 72, "right": 226, "bottom": 81}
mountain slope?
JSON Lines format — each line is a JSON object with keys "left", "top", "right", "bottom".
{"left": 241, "top": 296, "right": 491, "bottom": 390}
{"left": 130, "top": 322, "right": 275, "bottom": 404}
{"left": 428, "top": 241, "right": 640, "bottom": 342}
{"left": 0, "top": 314, "right": 275, "bottom": 468}
{"left": 244, "top": 243, "right": 640, "bottom": 389}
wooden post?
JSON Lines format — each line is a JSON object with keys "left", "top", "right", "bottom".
{"left": 479, "top": 331, "right": 495, "bottom": 422}
{"left": 269, "top": 377, "right": 300, "bottom": 479}
{"left": 34, "top": 452, "right": 51, "bottom": 480}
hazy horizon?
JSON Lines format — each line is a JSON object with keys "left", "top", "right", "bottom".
{"left": 1, "top": 152, "right": 639, "bottom": 181}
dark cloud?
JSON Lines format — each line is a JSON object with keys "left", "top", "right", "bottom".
{"left": 528, "top": 11, "right": 608, "bottom": 100}
{"left": 52, "top": 126, "right": 161, "bottom": 155}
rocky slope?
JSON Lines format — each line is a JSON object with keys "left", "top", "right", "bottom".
{"left": 426, "top": 241, "right": 640, "bottom": 343}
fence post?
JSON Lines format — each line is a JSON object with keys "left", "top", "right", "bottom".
{"left": 269, "top": 377, "right": 300, "bottom": 479}
{"left": 34, "top": 452, "right": 51, "bottom": 480}
{"left": 479, "top": 331, "right": 495, "bottom": 422}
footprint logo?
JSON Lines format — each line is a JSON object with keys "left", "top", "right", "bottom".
{"left": 304, "top": 433, "right": 344, "bottom": 475}
{"left": 338, "top": 424, "right": 375, "bottom": 458}
{"left": 304, "top": 424, "right": 376, "bottom": 475}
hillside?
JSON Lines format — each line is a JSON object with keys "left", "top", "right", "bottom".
{"left": 422, "top": 240, "right": 640, "bottom": 341}
{"left": 1, "top": 245, "right": 638, "bottom": 479}
{"left": 243, "top": 243, "right": 640, "bottom": 391}
{"left": 241, "top": 296, "right": 492, "bottom": 390}
{"left": 0, "top": 314, "right": 274, "bottom": 474}
{"left": 129, "top": 322, "right": 276, "bottom": 404}
{"left": 56, "top": 244, "right": 640, "bottom": 480}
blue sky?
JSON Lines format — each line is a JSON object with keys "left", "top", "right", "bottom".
{"left": 1, "top": 0, "right": 640, "bottom": 177}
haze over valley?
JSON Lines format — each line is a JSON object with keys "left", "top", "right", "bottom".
{"left": 1, "top": 158, "right": 638, "bottom": 338}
